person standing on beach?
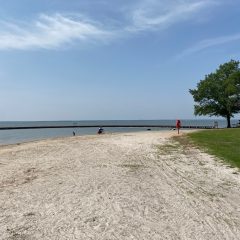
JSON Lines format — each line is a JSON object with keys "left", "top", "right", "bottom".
{"left": 176, "top": 120, "right": 181, "bottom": 134}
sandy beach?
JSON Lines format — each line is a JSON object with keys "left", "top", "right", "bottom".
{"left": 0, "top": 131, "right": 240, "bottom": 240}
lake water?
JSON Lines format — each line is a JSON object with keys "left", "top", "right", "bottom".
{"left": 0, "top": 119, "right": 239, "bottom": 145}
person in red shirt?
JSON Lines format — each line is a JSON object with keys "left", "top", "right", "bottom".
{"left": 176, "top": 120, "right": 181, "bottom": 134}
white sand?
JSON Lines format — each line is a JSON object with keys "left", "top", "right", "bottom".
{"left": 0, "top": 131, "right": 240, "bottom": 239}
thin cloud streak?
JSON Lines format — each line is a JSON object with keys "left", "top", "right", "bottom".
{"left": 0, "top": 1, "right": 222, "bottom": 50}
{"left": 0, "top": 14, "right": 111, "bottom": 50}
{"left": 177, "top": 33, "right": 240, "bottom": 58}
{"left": 127, "top": 0, "right": 217, "bottom": 32}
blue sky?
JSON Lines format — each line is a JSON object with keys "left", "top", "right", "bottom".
{"left": 0, "top": 0, "right": 240, "bottom": 121}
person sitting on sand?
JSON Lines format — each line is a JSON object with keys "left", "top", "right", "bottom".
{"left": 98, "top": 127, "right": 104, "bottom": 134}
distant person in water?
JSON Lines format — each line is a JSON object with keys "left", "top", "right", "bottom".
{"left": 98, "top": 127, "right": 104, "bottom": 134}
{"left": 73, "top": 131, "right": 76, "bottom": 136}
{"left": 176, "top": 120, "right": 181, "bottom": 134}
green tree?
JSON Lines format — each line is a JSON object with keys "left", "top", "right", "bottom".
{"left": 189, "top": 60, "right": 240, "bottom": 128}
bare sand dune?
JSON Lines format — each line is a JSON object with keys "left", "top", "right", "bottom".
{"left": 0, "top": 131, "right": 240, "bottom": 239}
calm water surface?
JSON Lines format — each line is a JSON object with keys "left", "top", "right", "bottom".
{"left": 0, "top": 119, "right": 238, "bottom": 145}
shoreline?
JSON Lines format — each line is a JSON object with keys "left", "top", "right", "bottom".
{"left": 0, "top": 129, "right": 182, "bottom": 148}
{"left": 0, "top": 118, "right": 236, "bottom": 146}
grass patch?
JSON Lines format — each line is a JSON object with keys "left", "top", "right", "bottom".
{"left": 185, "top": 129, "right": 240, "bottom": 168}
{"left": 120, "top": 164, "right": 144, "bottom": 172}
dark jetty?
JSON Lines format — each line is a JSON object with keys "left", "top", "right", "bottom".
{"left": 0, "top": 125, "right": 214, "bottom": 130}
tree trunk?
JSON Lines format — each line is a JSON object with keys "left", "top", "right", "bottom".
{"left": 226, "top": 114, "right": 231, "bottom": 128}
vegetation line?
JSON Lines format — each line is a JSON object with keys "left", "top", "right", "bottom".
{"left": 176, "top": 129, "right": 240, "bottom": 168}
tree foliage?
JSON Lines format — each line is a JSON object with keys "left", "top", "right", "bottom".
{"left": 189, "top": 60, "right": 240, "bottom": 128}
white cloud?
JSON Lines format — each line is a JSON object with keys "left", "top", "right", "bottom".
{"left": 0, "top": 14, "right": 111, "bottom": 50}
{"left": 127, "top": 0, "right": 217, "bottom": 32}
{"left": 178, "top": 33, "right": 240, "bottom": 58}
{"left": 0, "top": 1, "right": 223, "bottom": 50}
